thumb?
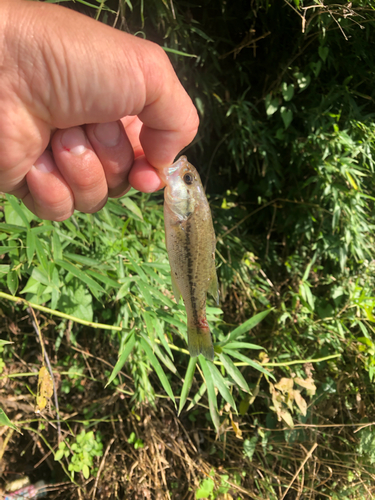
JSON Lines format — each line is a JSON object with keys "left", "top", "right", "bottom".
{"left": 3, "top": 0, "right": 198, "bottom": 168}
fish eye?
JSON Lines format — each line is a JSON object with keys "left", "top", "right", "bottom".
{"left": 183, "top": 173, "right": 194, "bottom": 185}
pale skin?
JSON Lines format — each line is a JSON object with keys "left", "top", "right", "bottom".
{"left": 0, "top": 0, "right": 199, "bottom": 221}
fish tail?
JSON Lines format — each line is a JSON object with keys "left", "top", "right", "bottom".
{"left": 187, "top": 322, "right": 214, "bottom": 361}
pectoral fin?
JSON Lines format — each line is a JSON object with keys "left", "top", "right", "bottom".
{"left": 208, "top": 269, "right": 219, "bottom": 305}
{"left": 171, "top": 271, "right": 181, "bottom": 304}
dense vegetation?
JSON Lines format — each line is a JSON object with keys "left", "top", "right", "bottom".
{"left": 2, "top": 1, "right": 375, "bottom": 498}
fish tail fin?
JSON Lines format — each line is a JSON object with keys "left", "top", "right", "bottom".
{"left": 187, "top": 324, "right": 214, "bottom": 361}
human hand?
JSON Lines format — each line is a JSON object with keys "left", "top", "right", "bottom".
{"left": 0, "top": 0, "right": 199, "bottom": 220}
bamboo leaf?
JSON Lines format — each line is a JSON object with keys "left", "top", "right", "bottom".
{"left": 26, "top": 229, "right": 36, "bottom": 263}
{"left": 105, "top": 331, "right": 135, "bottom": 387}
{"left": 55, "top": 259, "right": 106, "bottom": 298}
{"left": 225, "top": 350, "right": 275, "bottom": 380}
{"left": 6, "top": 194, "right": 30, "bottom": 228}
{"left": 199, "top": 356, "right": 220, "bottom": 430}
{"left": 178, "top": 357, "right": 197, "bottom": 415}
{"left": 218, "top": 353, "right": 250, "bottom": 393}
{"left": 140, "top": 337, "right": 175, "bottom": 405}
{"left": 186, "top": 383, "right": 207, "bottom": 411}
{"left": 227, "top": 309, "right": 272, "bottom": 343}
{"left": 0, "top": 408, "right": 21, "bottom": 433}
{"left": 121, "top": 197, "right": 144, "bottom": 220}
{"left": 7, "top": 270, "right": 18, "bottom": 296}
{"left": 207, "top": 361, "right": 237, "bottom": 413}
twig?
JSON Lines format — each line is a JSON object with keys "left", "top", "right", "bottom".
{"left": 28, "top": 307, "right": 61, "bottom": 441}
{"left": 91, "top": 438, "right": 115, "bottom": 499}
{"left": 281, "top": 442, "right": 318, "bottom": 500}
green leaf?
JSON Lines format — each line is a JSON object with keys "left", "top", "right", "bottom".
{"left": 54, "top": 449, "right": 65, "bottom": 461}
{"left": 86, "top": 270, "right": 120, "bottom": 288}
{"left": 52, "top": 229, "right": 63, "bottom": 261}
{"left": 222, "top": 342, "right": 263, "bottom": 350}
{"left": 0, "top": 408, "right": 21, "bottom": 433}
{"left": 178, "top": 357, "right": 197, "bottom": 415}
{"left": 243, "top": 436, "right": 258, "bottom": 461}
{"left": 225, "top": 350, "right": 275, "bottom": 380}
{"left": 186, "top": 383, "right": 207, "bottom": 411}
{"left": 82, "top": 464, "right": 90, "bottom": 479}
{"left": 126, "top": 256, "right": 148, "bottom": 282}
{"left": 105, "top": 331, "right": 135, "bottom": 387}
{"left": 140, "top": 333, "right": 176, "bottom": 374}
{"left": 207, "top": 361, "right": 237, "bottom": 413}
{"left": 280, "top": 106, "right": 293, "bottom": 129}
{"left": 140, "top": 337, "right": 175, "bottom": 405}
{"left": 121, "top": 197, "right": 143, "bottom": 220}
{"left": 281, "top": 82, "right": 294, "bottom": 102}
{"left": 0, "top": 340, "right": 13, "bottom": 347}
{"left": 34, "top": 235, "right": 48, "bottom": 271}
{"left": 318, "top": 45, "right": 329, "bottom": 62}
{"left": 6, "top": 195, "right": 31, "bottom": 228}
{"left": 26, "top": 229, "right": 36, "bottom": 263}
{"left": 265, "top": 94, "right": 279, "bottom": 116}
{"left": 199, "top": 356, "right": 220, "bottom": 430}
{"left": 226, "top": 309, "right": 272, "bottom": 343}
{"left": 196, "top": 478, "right": 215, "bottom": 499}
{"left": 137, "top": 281, "right": 154, "bottom": 307}
{"left": 219, "top": 353, "right": 250, "bottom": 393}
{"left": 7, "top": 270, "right": 18, "bottom": 296}
{"left": 55, "top": 259, "right": 106, "bottom": 298}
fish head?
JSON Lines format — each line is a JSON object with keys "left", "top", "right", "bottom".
{"left": 161, "top": 156, "right": 205, "bottom": 220}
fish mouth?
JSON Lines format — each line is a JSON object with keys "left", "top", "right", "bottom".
{"left": 160, "top": 156, "right": 188, "bottom": 183}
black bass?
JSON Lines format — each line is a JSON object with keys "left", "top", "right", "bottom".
{"left": 160, "top": 156, "right": 218, "bottom": 361}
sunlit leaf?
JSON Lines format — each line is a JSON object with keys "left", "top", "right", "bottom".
{"left": 105, "top": 331, "right": 135, "bottom": 387}
{"left": 140, "top": 337, "right": 175, "bottom": 405}
{"left": 178, "top": 357, "right": 197, "bottom": 415}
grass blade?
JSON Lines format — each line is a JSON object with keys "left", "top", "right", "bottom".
{"left": 186, "top": 383, "right": 207, "bottom": 411}
{"left": 207, "top": 361, "right": 237, "bottom": 414}
{"left": 55, "top": 259, "right": 106, "bottom": 298}
{"left": 225, "top": 350, "right": 275, "bottom": 380}
{"left": 199, "top": 355, "right": 220, "bottom": 431}
{"left": 178, "top": 357, "right": 197, "bottom": 415}
{"left": 105, "top": 331, "right": 135, "bottom": 387}
{"left": 220, "top": 342, "right": 263, "bottom": 350}
{"left": 219, "top": 353, "right": 250, "bottom": 393}
{"left": 140, "top": 337, "right": 176, "bottom": 405}
{"left": 227, "top": 309, "right": 272, "bottom": 342}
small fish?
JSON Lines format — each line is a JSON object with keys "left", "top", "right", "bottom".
{"left": 161, "top": 156, "right": 218, "bottom": 361}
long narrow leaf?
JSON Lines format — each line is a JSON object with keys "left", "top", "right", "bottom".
{"left": 6, "top": 195, "right": 30, "bottom": 228}
{"left": 55, "top": 259, "right": 106, "bottom": 297}
{"left": 225, "top": 350, "right": 275, "bottom": 380}
{"left": 222, "top": 342, "right": 263, "bottom": 350}
{"left": 26, "top": 229, "right": 36, "bottom": 263}
{"left": 105, "top": 331, "right": 135, "bottom": 387}
{"left": 227, "top": 309, "right": 272, "bottom": 342}
{"left": 140, "top": 337, "right": 175, "bottom": 405}
{"left": 207, "top": 361, "right": 237, "bottom": 413}
{"left": 199, "top": 355, "right": 220, "bottom": 430}
{"left": 178, "top": 357, "right": 197, "bottom": 415}
{"left": 219, "top": 353, "right": 250, "bottom": 393}
{"left": 186, "top": 383, "right": 207, "bottom": 411}
{"left": 140, "top": 333, "right": 176, "bottom": 374}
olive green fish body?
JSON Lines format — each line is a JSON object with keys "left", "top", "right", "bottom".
{"left": 162, "top": 156, "right": 218, "bottom": 361}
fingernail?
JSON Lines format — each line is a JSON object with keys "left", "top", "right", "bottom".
{"left": 33, "top": 153, "right": 55, "bottom": 173}
{"left": 61, "top": 128, "right": 87, "bottom": 155}
{"left": 94, "top": 122, "right": 121, "bottom": 147}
